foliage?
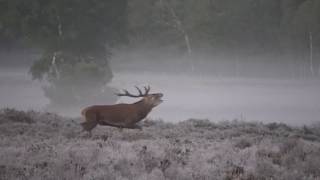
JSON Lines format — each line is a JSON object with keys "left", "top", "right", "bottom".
{"left": 38, "top": 60, "right": 115, "bottom": 106}
{"left": 0, "top": 0, "right": 127, "bottom": 106}
{"left": 127, "top": 0, "right": 320, "bottom": 51}
{"left": 1, "top": 0, "right": 127, "bottom": 50}
{"left": 2, "top": 0, "right": 320, "bottom": 78}
{"left": 126, "top": 0, "right": 320, "bottom": 77}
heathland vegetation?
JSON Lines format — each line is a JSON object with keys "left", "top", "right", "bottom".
{"left": 1, "top": 108, "right": 320, "bottom": 180}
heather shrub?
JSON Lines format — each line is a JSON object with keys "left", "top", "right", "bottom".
{"left": 0, "top": 109, "right": 320, "bottom": 180}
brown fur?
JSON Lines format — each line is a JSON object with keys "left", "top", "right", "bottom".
{"left": 81, "top": 93, "right": 163, "bottom": 132}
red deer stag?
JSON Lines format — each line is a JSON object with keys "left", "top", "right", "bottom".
{"left": 81, "top": 86, "right": 163, "bottom": 134}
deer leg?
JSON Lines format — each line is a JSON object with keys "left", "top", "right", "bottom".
{"left": 81, "top": 113, "right": 99, "bottom": 134}
{"left": 81, "top": 121, "right": 97, "bottom": 132}
{"left": 127, "top": 124, "right": 143, "bottom": 130}
{"left": 118, "top": 127, "right": 123, "bottom": 132}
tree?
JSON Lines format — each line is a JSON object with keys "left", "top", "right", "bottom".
{"left": 113, "top": 0, "right": 320, "bottom": 78}
{"left": 0, "top": 0, "right": 128, "bottom": 108}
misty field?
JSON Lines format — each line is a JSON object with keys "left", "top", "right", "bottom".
{"left": 1, "top": 68, "right": 320, "bottom": 126}
{"left": 1, "top": 108, "right": 320, "bottom": 180}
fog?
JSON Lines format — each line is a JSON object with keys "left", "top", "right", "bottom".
{"left": 111, "top": 71, "right": 320, "bottom": 126}
{"left": 1, "top": 53, "right": 320, "bottom": 126}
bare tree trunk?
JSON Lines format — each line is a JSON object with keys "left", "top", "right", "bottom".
{"left": 309, "top": 32, "right": 314, "bottom": 76}
{"left": 51, "top": 52, "right": 60, "bottom": 80}
{"left": 164, "top": 0, "right": 192, "bottom": 52}
{"left": 160, "top": 0, "right": 194, "bottom": 73}
{"left": 50, "top": 14, "right": 63, "bottom": 80}
{"left": 235, "top": 55, "right": 239, "bottom": 78}
{"left": 184, "top": 33, "right": 192, "bottom": 55}
{"left": 184, "top": 34, "right": 194, "bottom": 72}
{"left": 57, "top": 15, "right": 63, "bottom": 37}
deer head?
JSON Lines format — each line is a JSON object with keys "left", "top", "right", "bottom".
{"left": 116, "top": 86, "right": 163, "bottom": 107}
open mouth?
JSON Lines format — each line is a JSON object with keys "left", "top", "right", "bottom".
{"left": 157, "top": 97, "right": 164, "bottom": 103}
{"left": 158, "top": 94, "right": 164, "bottom": 103}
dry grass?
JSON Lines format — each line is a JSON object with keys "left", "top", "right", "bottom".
{"left": 0, "top": 108, "right": 320, "bottom": 180}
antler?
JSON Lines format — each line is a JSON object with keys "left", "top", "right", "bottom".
{"left": 116, "top": 86, "right": 150, "bottom": 98}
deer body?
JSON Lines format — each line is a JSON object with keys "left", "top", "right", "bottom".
{"left": 81, "top": 86, "right": 163, "bottom": 133}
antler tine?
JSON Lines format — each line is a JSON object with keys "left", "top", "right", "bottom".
{"left": 116, "top": 89, "right": 140, "bottom": 97}
{"left": 116, "top": 86, "right": 150, "bottom": 98}
{"left": 115, "top": 89, "right": 126, "bottom": 96}
{"left": 144, "top": 85, "right": 151, "bottom": 95}
{"left": 123, "top": 89, "right": 130, "bottom": 95}
{"left": 135, "top": 86, "right": 143, "bottom": 96}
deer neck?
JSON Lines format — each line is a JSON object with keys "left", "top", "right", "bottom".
{"left": 134, "top": 100, "right": 153, "bottom": 120}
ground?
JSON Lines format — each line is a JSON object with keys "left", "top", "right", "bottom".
{"left": 0, "top": 108, "right": 320, "bottom": 180}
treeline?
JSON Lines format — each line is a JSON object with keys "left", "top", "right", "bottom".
{"left": 1, "top": 0, "right": 320, "bottom": 78}
{"left": 125, "top": 0, "right": 320, "bottom": 78}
